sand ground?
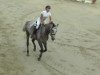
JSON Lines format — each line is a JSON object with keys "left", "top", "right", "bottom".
{"left": 0, "top": 0, "right": 100, "bottom": 75}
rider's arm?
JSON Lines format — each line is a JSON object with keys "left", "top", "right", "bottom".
{"left": 49, "top": 16, "right": 52, "bottom": 23}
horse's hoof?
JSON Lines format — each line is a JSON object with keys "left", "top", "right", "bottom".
{"left": 33, "top": 49, "right": 36, "bottom": 52}
{"left": 38, "top": 58, "right": 41, "bottom": 61}
{"left": 43, "top": 50, "right": 47, "bottom": 52}
{"left": 27, "top": 54, "right": 29, "bottom": 56}
{"left": 39, "top": 50, "right": 43, "bottom": 52}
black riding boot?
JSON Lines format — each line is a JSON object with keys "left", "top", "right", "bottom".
{"left": 34, "top": 28, "right": 37, "bottom": 34}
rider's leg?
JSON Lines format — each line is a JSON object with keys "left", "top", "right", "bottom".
{"left": 34, "top": 19, "right": 41, "bottom": 34}
{"left": 31, "top": 21, "right": 37, "bottom": 38}
{"left": 36, "top": 20, "right": 40, "bottom": 29}
{"left": 31, "top": 20, "right": 41, "bottom": 38}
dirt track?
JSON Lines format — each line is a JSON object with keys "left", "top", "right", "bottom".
{"left": 0, "top": 0, "right": 100, "bottom": 75}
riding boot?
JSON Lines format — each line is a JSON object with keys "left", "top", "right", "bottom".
{"left": 34, "top": 28, "right": 37, "bottom": 34}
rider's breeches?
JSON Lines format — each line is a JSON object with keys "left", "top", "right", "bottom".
{"left": 36, "top": 18, "right": 40, "bottom": 29}
{"left": 36, "top": 18, "right": 46, "bottom": 29}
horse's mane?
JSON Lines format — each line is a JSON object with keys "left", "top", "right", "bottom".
{"left": 45, "top": 22, "right": 55, "bottom": 35}
{"left": 46, "top": 22, "right": 55, "bottom": 28}
{"left": 49, "top": 22, "right": 56, "bottom": 27}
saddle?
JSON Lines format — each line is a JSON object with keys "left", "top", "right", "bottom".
{"left": 31, "top": 24, "right": 45, "bottom": 38}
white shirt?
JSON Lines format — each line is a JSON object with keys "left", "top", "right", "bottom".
{"left": 36, "top": 10, "right": 51, "bottom": 24}
{"left": 32, "top": 10, "right": 51, "bottom": 29}
{"left": 41, "top": 10, "right": 51, "bottom": 18}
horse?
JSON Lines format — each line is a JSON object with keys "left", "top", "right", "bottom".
{"left": 23, "top": 21, "right": 59, "bottom": 61}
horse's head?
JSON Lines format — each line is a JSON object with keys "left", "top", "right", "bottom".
{"left": 49, "top": 22, "right": 59, "bottom": 41}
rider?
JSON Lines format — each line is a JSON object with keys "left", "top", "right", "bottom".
{"left": 32, "top": 5, "right": 52, "bottom": 37}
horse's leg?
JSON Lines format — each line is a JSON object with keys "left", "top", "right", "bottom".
{"left": 38, "top": 41, "right": 43, "bottom": 61}
{"left": 26, "top": 31, "right": 30, "bottom": 56}
{"left": 38, "top": 51, "right": 43, "bottom": 61}
{"left": 32, "top": 39, "right": 36, "bottom": 51}
{"left": 43, "top": 41, "right": 47, "bottom": 52}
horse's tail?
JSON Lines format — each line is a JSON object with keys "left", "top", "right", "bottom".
{"left": 23, "top": 21, "right": 30, "bottom": 32}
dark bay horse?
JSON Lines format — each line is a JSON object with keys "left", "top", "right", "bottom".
{"left": 23, "top": 21, "right": 58, "bottom": 61}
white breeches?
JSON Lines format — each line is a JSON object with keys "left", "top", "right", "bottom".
{"left": 36, "top": 18, "right": 41, "bottom": 29}
{"left": 30, "top": 17, "right": 48, "bottom": 29}
{"left": 35, "top": 18, "right": 47, "bottom": 29}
